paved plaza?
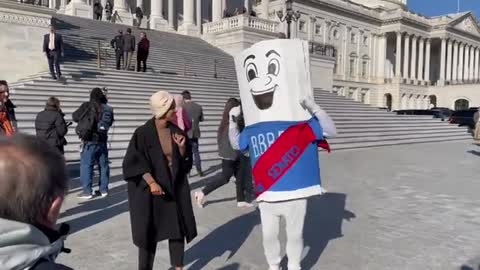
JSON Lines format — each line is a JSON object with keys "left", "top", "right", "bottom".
{"left": 57, "top": 141, "right": 480, "bottom": 270}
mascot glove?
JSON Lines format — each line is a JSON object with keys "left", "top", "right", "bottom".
{"left": 300, "top": 96, "right": 321, "bottom": 115}
{"left": 229, "top": 106, "right": 242, "bottom": 118}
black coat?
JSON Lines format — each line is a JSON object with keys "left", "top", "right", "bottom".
{"left": 43, "top": 33, "right": 63, "bottom": 53}
{"left": 122, "top": 119, "right": 197, "bottom": 249}
{"left": 35, "top": 107, "right": 68, "bottom": 149}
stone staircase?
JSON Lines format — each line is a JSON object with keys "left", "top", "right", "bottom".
{"left": 8, "top": 13, "right": 472, "bottom": 174}
{"left": 315, "top": 90, "right": 471, "bottom": 150}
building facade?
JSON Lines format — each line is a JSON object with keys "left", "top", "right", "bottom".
{"left": 33, "top": 0, "right": 480, "bottom": 110}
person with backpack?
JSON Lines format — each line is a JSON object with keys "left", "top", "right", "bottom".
{"left": 35, "top": 97, "right": 70, "bottom": 154}
{"left": 72, "top": 88, "right": 114, "bottom": 199}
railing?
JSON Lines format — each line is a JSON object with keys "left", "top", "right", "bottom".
{"left": 309, "top": 41, "right": 337, "bottom": 58}
{"left": 203, "top": 14, "right": 279, "bottom": 34}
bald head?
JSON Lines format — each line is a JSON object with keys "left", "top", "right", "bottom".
{"left": 0, "top": 135, "right": 67, "bottom": 227}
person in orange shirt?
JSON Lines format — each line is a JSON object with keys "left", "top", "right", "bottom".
{"left": 0, "top": 81, "right": 17, "bottom": 136}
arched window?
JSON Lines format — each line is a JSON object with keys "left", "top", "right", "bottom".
{"left": 454, "top": 99, "right": 470, "bottom": 110}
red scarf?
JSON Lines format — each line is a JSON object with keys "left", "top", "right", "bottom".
{"left": 0, "top": 111, "right": 14, "bottom": 136}
{"left": 252, "top": 121, "right": 329, "bottom": 196}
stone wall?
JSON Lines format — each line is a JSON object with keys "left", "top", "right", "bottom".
{"left": 431, "top": 84, "right": 480, "bottom": 109}
{"left": 0, "top": 6, "right": 51, "bottom": 82}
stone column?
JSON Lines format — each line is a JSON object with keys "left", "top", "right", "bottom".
{"left": 452, "top": 40, "right": 459, "bottom": 83}
{"left": 425, "top": 38, "right": 431, "bottom": 84}
{"left": 469, "top": 45, "right": 475, "bottom": 82}
{"left": 370, "top": 34, "right": 377, "bottom": 80}
{"left": 58, "top": 0, "right": 66, "bottom": 12}
{"left": 137, "top": 0, "right": 142, "bottom": 8}
{"left": 395, "top": 32, "right": 402, "bottom": 78}
{"left": 212, "top": 0, "right": 221, "bottom": 22}
{"left": 410, "top": 35, "right": 417, "bottom": 82}
{"left": 464, "top": 44, "right": 470, "bottom": 82}
{"left": 244, "top": 0, "right": 251, "bottom": 13}
{"left": 458, "top": 43, "right": 464, "bottom": 83}
{"left": 446, "top": 39, "right": 453, "bottom": 83}
{"left": 418, "top": 37, "right": 424, "bottom": 82}
{"left": 196, "top": 0, "right": 202, "bottom": 33}
{"left": 49, "top": 0, "right": 55, "bottom": 9}
{"left": 439, "top": 38, "right": 446, "bottom": 84}
{"left": 168, "top": 0, "right": 175, "bottom": 30}
{"left": 473, "top": 48, "right": 480, "bottom": 82}
{"left": 308, "top": 17, "right": 316, "bottom": 41}
{"left": 179, "top": 0, "right": 198, "bottom": 34}
{"left": 261, "top": 0, "right": 269, "bottom": 19}
{"left": 151, "top": 0, "right": 168, "bottom": 30}
{"left": 377, "top": 34, "right": 386, "bottom": 81}
{"left": 403, "top": 33, "right": 410, "bottom": 80}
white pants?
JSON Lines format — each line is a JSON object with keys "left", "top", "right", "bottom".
{"left": 259, "top": 199, "right": 307, "bottom": 270}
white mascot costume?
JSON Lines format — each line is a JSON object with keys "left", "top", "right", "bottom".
{"left": 229, "top": 39, "right": 337, "bottom": 270}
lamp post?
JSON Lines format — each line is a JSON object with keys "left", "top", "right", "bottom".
{"left": 276, "top": 0, "right": 301, "bottom": 39}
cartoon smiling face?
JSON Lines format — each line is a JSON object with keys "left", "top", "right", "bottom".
{"left": 235, "top": 39, "right": 314, "bottom": 126}
{"left": 244, "top": 49, "right": 281, "bottom": 110}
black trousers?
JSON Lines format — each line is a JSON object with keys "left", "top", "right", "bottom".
{"left": 115, "top": 50, "right": 124, "bottom": 70}
{"left": 137, "top": 58, "right": 147, "bottom": 72}
{"left": 202, "top": 158, "right": 253, "bottom": 202}
{"left": 138, "top": 239, "right": 185, "bottom": 270}
{"left": 47, "top": 50, "right": 61, "bottom": 78}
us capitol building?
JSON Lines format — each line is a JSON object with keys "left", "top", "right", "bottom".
{"left": 7, "top": 0, "right": 480, "bottom": 111}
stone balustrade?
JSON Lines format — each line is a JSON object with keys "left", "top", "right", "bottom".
{"left": 203, "top": 14, "right": 279, "bottom": 34}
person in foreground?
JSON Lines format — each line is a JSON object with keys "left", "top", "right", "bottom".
{"left": 0, "top": 134, "right": 71, "bottom": 270}
{"left": 123, "top": 91, "right": 197, "bottom": 270}
{"left": 230, "top": 39, "right": 337, "bottom": 270}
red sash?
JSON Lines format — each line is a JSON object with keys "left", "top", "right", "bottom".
{"left": 252, "top": 121, "right": 330, "bottom": 196}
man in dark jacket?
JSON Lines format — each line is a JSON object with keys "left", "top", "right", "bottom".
{"left": 0, "top": 80, "right": 17, "bottom": 135}
{"left": 122, "top": 28, "right": 136, "bottom": 70}
{"left": 182, "top": 90, "right": 204, "bottom": 176}
{"left": 0, "top": 134, "right": 71, "bottom": 270}
{"left": 42, "top": 25, "right": 64, "bottom": 80}
{"left": 72, "top": 88, "right": 113, "bottom": 199}
{"left": 111, "top": 30, "right": 124, "bottom": 70}
{"left": 93, "top": 1, "right": 103, "bottom": 20}
{"left": 137, "top": 31, "right": 149, "bottom": 72}
{"left": 35, "top": 97, "right": 68, "bottom": 154}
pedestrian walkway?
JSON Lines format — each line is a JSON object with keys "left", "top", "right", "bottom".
{"left": 57, "top": 140, "right": 480, "bottom": 270}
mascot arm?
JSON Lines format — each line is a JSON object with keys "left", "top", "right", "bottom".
{"left": 300, "top": 96, "right": 337, "bottom": 138}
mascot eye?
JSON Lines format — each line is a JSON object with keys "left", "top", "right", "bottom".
{"left": 246, "top": 63, "right": 258, "bottom": 82}
{"left": 267, "top": 58, "right": 280, "bottom": 76}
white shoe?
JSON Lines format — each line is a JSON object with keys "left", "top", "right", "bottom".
{"left": 237, "top": 201, "right": 254, "bottom": 208}
{"left": 194, "top": 191, "right": 205, "bottom": 208}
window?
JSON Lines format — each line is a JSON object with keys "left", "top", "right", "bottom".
{"left": 331, "top": 29, "right": 339, "bottom": 40}
{"left": 362, "top": 60, "right": 368, "bottom": 78}
{"left": 361, "top": 92, "right": 366, "bottom": 103}
{"left": 299, "top": 21, "right": 306, "bottom": 32}
{"left": 351, "top": 33, "right": 356, "bottom": 44}
{"left": 349, "top": 58, "right": 356, "bottom": 77}
{"left": 363, "top": 36, "right": 368, "bottom": 46}
{"left": 315, "top": 24, "right": 322, "bottom": 35}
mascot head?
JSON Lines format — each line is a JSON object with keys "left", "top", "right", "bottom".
{"left": 234, "top": 39, "right": 313, "bottom": 126}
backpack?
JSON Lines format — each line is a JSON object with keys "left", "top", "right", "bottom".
{"left": 98, "top": 104, "right": 113, "bottom": 133}
{"left": 75, "top": 103, "right": 98, "bottom": 141}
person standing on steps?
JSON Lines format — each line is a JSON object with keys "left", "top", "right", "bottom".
{"left": 182, "top": 90, "right": 204, "bottom": 176}
{"left": 93, "top": 1, "right": 103, "bottom": 20}
{"left": 135, "top": 6, "right": 144, "bottom": 28}
{"left": 194, "top": 98, "right": 254, "bottom": 208}
{"left": 122, "top": 28, "right": 136, "bottom": 71}
{"left": 111, "top": 30, "right": 124, "bottom": 70}
{"left": 0, "top": 80, "right": 17, "bottom": 136}
{"left": 72, "top": 88, "right": 113, "bottom": 199}
{"left": 136, "top": 32, "right": 149, "bottom": 72}
{"left": 35, "top": 97, "right": 69, "bottom": 155}
{"left": 104, "top": 1, "right": 112, "bottom": 21}
{"left": 43, "top": 24, "right": 64, "bottom": 80}
{"left": 123, "top": 91, "right": 197, "bottom": 270}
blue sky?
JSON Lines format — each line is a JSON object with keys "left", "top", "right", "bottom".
{"left": 408, "top": 0, "right": 480, "bottom": 17}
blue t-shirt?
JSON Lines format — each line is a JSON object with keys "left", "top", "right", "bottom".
{"left": 239, "top": 117, "right": 324, "bottom": 202}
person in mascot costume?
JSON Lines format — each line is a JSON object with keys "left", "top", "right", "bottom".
{"left": 229, "top": 39, "right": 337, "bottom": 270}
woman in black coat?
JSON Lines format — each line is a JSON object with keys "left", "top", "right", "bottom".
{"left": 123, "top": 91, "right": 197, "bottom": 270}
{"left": 35, "top": 97, "right": 68, "bottom": 154}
